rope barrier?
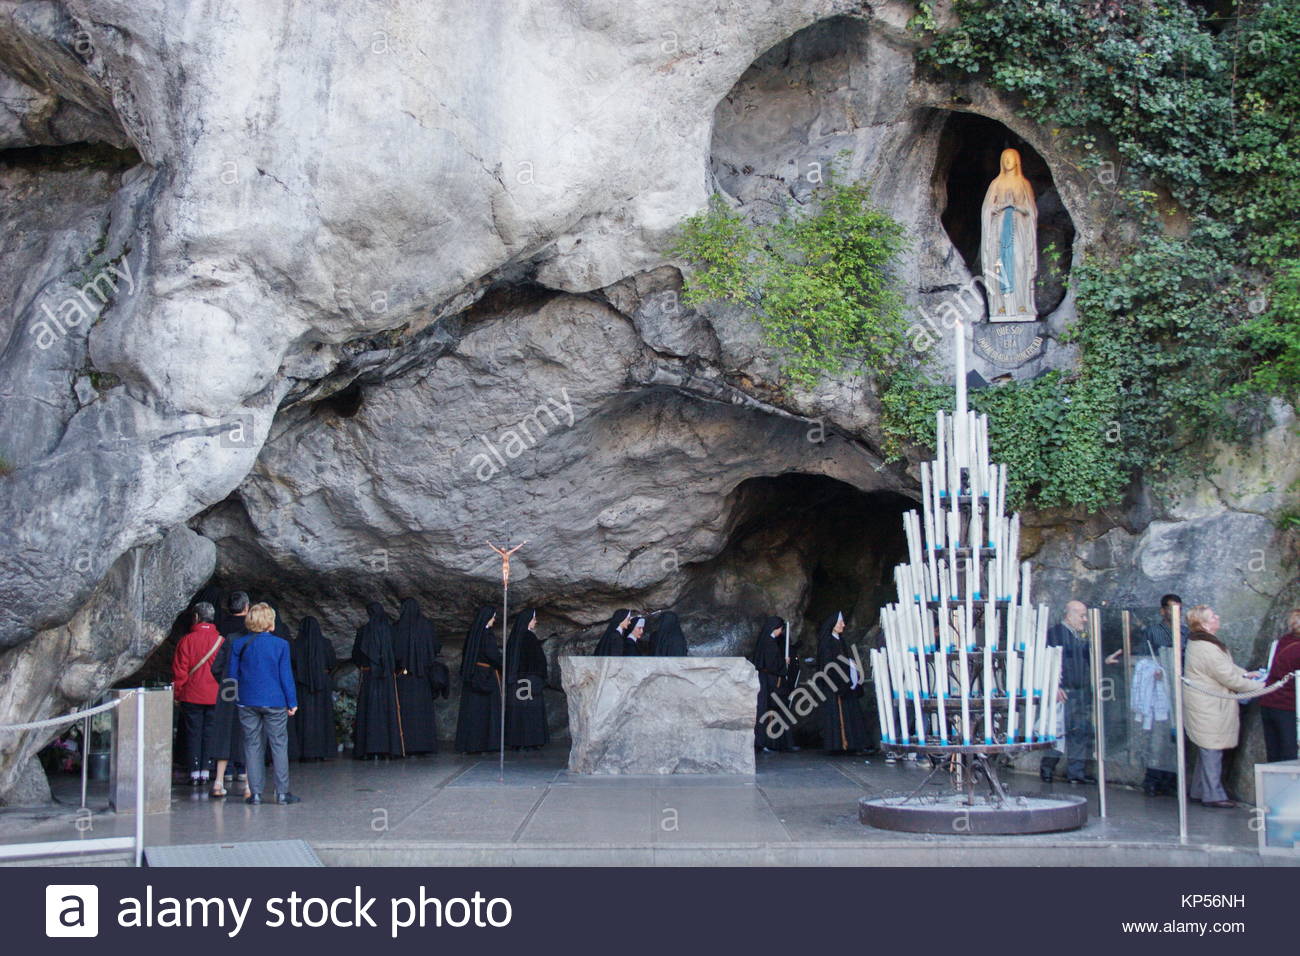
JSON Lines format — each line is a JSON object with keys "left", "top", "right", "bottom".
{"left": 0, "top": 693, "right": 131, "bottom": 733}
{"left": 1180, "top": 672, "right": 1294, "bottom": 702}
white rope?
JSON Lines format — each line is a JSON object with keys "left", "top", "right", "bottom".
{"left": 0, "top": 693, "right": 131, "bottom": 733}
{"left": 1181, "top": 672, "right": 1294, "bottom": 702}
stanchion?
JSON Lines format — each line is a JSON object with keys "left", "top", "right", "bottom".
{"left": 1089, "top": 608, "right": 1107, "bottom": 818}
{"left": 1170, "top": 605, "right": 1188, "bottom": 845}
{"left": 134, "top": 689, "right": 144, "bottom": 867}
{"left": 79, "top": 706, "right": 91, "bottom": 810}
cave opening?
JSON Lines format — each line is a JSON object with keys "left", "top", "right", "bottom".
{"left": 935, "top": 111, "right": 1075, "bottom": 318}
{"left": 683, "top": 474, "right": 914, "bottom": 653}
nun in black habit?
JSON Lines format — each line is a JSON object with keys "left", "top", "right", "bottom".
{"left": 649, "top": 611, "right": 689, "bottom": 656}
{"left": 752, "top": 616, "right": 795, "bottom": 751}
{"left": 592, "top": 609, "right": 632, "bottom": 656}
{"left": 503, "top": 609, "right": 550, "bottom": 750}
{"left": 393, "top": 598, "right": 444, "bottom": 754}
{"left": 351, "top": 602, "right": 405, "bottom": 758}
{"left": 454, "top": 606, "right": 503, "bottom": 753}
{"left": 815, "top": 610, "right": 871, "bottom": 754}
{"left": 289, "top": 616, "right": 338, "bottom": 761}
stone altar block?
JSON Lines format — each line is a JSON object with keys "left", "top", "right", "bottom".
{"left": 561, "top": 656, "right": 757, "bottom": 774}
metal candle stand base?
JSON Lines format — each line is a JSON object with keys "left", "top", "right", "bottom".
{"left": 858, "top": 741, "right": 1088, "bottom": 835}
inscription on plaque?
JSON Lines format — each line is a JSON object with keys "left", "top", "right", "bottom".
{"left": 973, "top": 322, "right": 1045, "bottom": 368}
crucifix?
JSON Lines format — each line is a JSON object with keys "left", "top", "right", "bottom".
{"left": 486, "top": 539, "right": 526, "bottom": 781}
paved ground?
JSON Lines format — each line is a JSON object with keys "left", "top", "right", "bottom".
{"left": 2, "top": 748, "right": 1293, "bottom": 866}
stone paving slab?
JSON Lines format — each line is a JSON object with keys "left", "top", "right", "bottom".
{"left": 1, "top": 747, "right": 1292, "bottom": 866}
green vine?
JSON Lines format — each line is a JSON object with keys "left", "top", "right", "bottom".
{"left": 675, "top": 2, "right": 1298, "bottom": 511}
{"left": 671, "top": 180, "right": 908, "bottom": 389}
{"left": 914, "top": 0, "right": 1300, "bottom": 494}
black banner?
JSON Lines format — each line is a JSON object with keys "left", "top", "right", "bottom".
{"left": 14, "top": 867, "right": 1287, "bottom": 952}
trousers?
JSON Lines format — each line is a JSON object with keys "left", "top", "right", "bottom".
{"left": 238, "top": 706, "right": 290, "bottom": 796}
{"left": 1261, "top": 706, "right": 1298, "bottom": 763}
{"left": 179, "top": 701, "right": 215, "bottom": 775}
{"left": 1188, "top": 746, "right": 1228, "bottom": 803}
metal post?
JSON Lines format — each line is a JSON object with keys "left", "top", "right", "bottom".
{"left": 1170, "top": 605, "right": 1188, "bottom": 845}
{"left": 1120, "top": 610, "right": 1133, "bottom": 764}
{"left": 499, "top": 586, "right": 508, "bottom": 784}
{"left": 79, "top": 704, "right": 91, "bottom": 811}
{"left": 1089, "top": 608, "right": 1107, "bottom": 818}
{"left": 134, "top": 689, "right": 144, "bottom": 867}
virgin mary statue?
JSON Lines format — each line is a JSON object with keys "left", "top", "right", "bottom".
{"left": 980, "top": 148, "right": 1038, "bottom": 321}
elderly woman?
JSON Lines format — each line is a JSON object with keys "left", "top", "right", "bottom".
{"left": 1182, "top": 605, "right": 1263, "bottom": 809}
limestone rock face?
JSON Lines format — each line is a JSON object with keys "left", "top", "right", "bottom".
{"left": 561, "top": 656, "right": 757, "bottom": 774}
{"left": 0, "top": 1, "right": 1295, "bottom": 798}
{"left": 0, "top": 525, "right": 213, "bottom": 803}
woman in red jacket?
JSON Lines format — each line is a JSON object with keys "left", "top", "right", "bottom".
{"left": 1259, "top": 608, "right": 1300, "bottom": 763}
{"left": 172, "top": 602, "right": 225, "bottom": 786}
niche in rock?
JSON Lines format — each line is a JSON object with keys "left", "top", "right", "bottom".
{"left": 935, "top": 111, "right": 1074, "bottom": 318}
{"left": 679, "top": 474, "right": 913, "bottom": 651}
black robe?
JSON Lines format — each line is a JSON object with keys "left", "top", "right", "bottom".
{"left": 815, "top": 611, "right": 871, "bottom": 753}
{"left": 352, "top": 602, "right": 405, "bottom": 758}
{"left": 289, "top": 616, "right": 337, "bottom": 760}
{"left": 207, "top": 632, "right": 244, "bottom": 767}
{"left": 752, "top": 616, "right": 794, "bottom": 750}
{"left": 592, "top": 609, "right": 632, "bottom": 655}
{"left": 393, "top": 597, "right": 442, "bottom": 754}
{"left": 455, "top": 606, "right": 503, "bottom": 753}
{"left": 649, "top": 611, "right": 689, "bottom": 656}
{"left": 503, "top": 609, "right": 550, "bottom": 749}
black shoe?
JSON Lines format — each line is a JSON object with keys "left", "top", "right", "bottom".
{"left": 1068, "top": 775, "right": 1098, "bottom": 785}
{"left": 276, "top": 792, "right": 301, "bottom": 805}
{"left": 1040, "top": 769, "right": 1054, "bottom": 782}
{"left": 245, "top": 794, "right": 262, "bottom": 805}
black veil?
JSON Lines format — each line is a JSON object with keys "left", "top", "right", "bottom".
{"left": 355, "top": 601, "right": 397, "bottom": 676}
{"left": 592, "top": 608, "right": 631, "bottom": 656}
{"left": 460, "top": 606, "right": 498, "bottom": 679}
{"left": 649, "top": 611, "right": 689, "bottom": 656}
{"left": 294, "top": 616, "right": 332, "bottom": 692}
{"left": 395, "top": 597, "right": 438, "bottom": 676}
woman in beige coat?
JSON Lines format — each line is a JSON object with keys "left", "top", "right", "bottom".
{"left": 1182, "top": 605, "right": 1263, "bottom": 808}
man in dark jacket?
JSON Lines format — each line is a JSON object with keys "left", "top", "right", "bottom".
{"left": 1040, "top": 600, "right": 1096, "bottom": 784}
{"left": 229, "top": 602, "right": 300, "bottom": 805}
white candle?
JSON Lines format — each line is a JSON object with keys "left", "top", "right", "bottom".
{"left": 910, "top": 657, "right": 926, "bottom": 743}
{"left": 1023, "top": 627, "right": 1037, "bottom": 740}
{"left": 955, "top": 318, "right": 968, "bottom": 419}
{"left": 958, "top": 609, "right": 972, "bottom": 745}
{"left": 935, "top": 668, "right": 949, "bottom": 744}
{"left": 1005, "top": 650, "right": 1019, "bottom": 742}
{"left": 982, "top": 640, "right": 994, "bottom": 744}
{"left": 870, "top": 650, "right": 889, "bottom": 745}
{"left": 964, "top": 558, "right": 975, "bottom": 649}
{"left": 938, "top": 559, "right": 949, "bottom": 634}
{"left": 1044, "top": 646, "right": 1062, "bottom": 741}
{"left": 913, "top": 609, "right": 930, "bottom": 700}
{"left": 935, "top": 411, "right": 947, "bottom": 498}
{"left": 1007, "top": 514, "right": 1021, "bottom": 603}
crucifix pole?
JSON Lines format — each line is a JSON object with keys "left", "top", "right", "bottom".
{"left": 486, "top": 540, "right": 526, "bottom": 783}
